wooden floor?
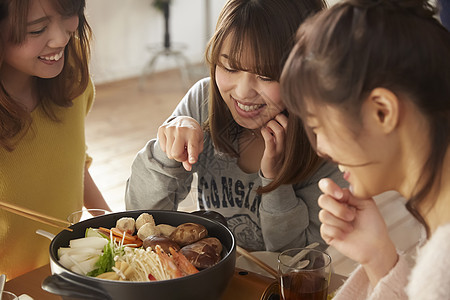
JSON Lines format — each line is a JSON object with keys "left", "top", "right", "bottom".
{"left": 86, "top": 69, "right": 423, "bottom": 276}
{"left": 86, "top": 68, "right": 192, "bottom": 212}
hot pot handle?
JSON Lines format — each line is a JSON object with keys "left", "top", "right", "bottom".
{"left": 190, "top": 210, "right": 228, "bottom": 227}
{"left": 42, "top": 274, "right": 111, "bottom": 300}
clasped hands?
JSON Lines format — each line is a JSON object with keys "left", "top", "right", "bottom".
{"left": 318, "top": 178, "right": 399, "bottom": 286}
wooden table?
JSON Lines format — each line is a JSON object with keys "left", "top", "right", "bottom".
{"left": 5, "top": 264, "right": 346, "bottom": 299}
{"left": 4, "top": 265, "right": 59, "bottom": 299}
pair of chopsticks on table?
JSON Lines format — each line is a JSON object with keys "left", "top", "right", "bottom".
{"left": 236, "top": 246, "right": 279, "bottom": 278}
{"left": 236, "top": 242, "right": 320, "bottom": 279}
{"left": 0, "top": 201, "right": 73, "bottom": 232}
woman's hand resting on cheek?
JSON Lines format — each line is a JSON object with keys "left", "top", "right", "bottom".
{"left": 157, "top": 116, "right": 204, "bottom": 171}
{"left": 318, "top": 178, "right": 399, "bottom": 286}
{"left": 260, "top": 112, "right": 288, "bottom": 179}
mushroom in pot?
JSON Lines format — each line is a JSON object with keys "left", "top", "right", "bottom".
{"left": 170, "top": 223, "right": 207, "bottom": 246}
{"left": 180, "top": 238, "right": 222, "bottom": 269}
{"left": 143, "top": 235, "right": 180, "bottom": 253}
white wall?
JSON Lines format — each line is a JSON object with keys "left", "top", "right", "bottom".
{"left": 86, "top": 0, "right": 352, "bottom": 84}
{"left": 86, "top": 0, "right": 227, "bottom": 84}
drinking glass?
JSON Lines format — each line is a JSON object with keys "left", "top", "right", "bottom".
{"left": 277, "top": 248, "right": 331, "bottom": 300}
{"left": 67, "top": 209, "right": 111, "bottom": 225}
{"left": 1, "top": 291, "right": 18, "bottom": 300}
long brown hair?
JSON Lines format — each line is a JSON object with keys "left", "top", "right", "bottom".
{"left": 204, "top": 0, "right": 325, "bottom": 191}
{"left": 281, "top": 0, "right": 450, "bottom": 236}
{"left": 0, "top": 0, "right": 91, "bottom": 151}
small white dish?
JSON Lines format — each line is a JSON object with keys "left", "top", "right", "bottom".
{"left": 236, "top": 251, "right": 280, "bottom": 278}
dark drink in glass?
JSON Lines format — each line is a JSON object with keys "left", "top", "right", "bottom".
{"left": 278, "top": 247, "right": 331, "bottom": 300}
{"left": 280, "top": 271, "right": 328, "bottom": 300}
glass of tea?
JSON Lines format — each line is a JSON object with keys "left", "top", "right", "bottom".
{"left": 277, "top": 247, "right": 331, "bottom": 300}
{"left": 1, "top": 291, "right": 18, "bottom": 300}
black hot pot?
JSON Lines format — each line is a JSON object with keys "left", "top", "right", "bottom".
{"left": 42, "top": 210, "right": 236, "bottom": 300}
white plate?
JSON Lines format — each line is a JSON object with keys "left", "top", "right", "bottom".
{"left": 235, "top": 251, "right": 280, "bottom": 278}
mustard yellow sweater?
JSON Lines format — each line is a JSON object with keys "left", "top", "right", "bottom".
{"left": 0, "top": 81, "right": 94, "bottom": 280}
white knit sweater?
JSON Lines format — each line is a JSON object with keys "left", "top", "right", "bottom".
{"left": 333, "top": 223, "right": 450, "bottom": 299}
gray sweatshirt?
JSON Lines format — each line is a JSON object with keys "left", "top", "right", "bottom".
{"left": 125, "top": 78, "right": 346, "bottom": 251}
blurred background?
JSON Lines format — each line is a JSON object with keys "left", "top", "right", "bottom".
{"left": 86, "top": 0, "right": 227, "bottom": 84}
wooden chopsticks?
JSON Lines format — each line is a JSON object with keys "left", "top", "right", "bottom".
{"left": 236, "top": 242, "right": 321, "bottom": 279}
{"left": 0, "top": 201, "right": 73, "bottom": 232}
{"left": 236, "top": 246, "right": 279, "bottom": 278}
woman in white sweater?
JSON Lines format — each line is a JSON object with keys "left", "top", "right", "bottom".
{"left": 277, "top": 0, "right": 450, "bottom": 298}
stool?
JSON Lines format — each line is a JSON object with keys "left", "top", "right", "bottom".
{"left": 140, "top": 0, "right": 191, "bottom": 89}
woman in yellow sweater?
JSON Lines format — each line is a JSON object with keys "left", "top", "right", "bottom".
{"left": 0, "top": 0, "right": 110, "bottom": 280}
